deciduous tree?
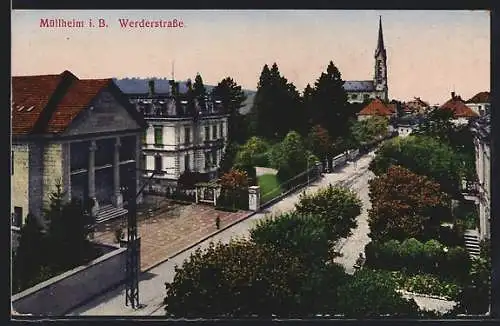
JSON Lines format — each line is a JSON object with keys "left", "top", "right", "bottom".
{"left": 306, "top": 124, "right": 333, "bottom": 162}
{"left": 295, "top": 185, "right": 362, "bottom": 242}
{"left": 368, "top": 165, "right": 449, "bottom": 242}
{"left": 250, "top": 212, "right": 331, "bottom": 266}
{"left": 350, "top": 116, "right": 389, "bottom": 145}
{"left": 369, "top": 136, "right": 463, "bottom": 197}
{"left": 336, "top": 269, "right": 420, "bottom": 318}
{"left": 164, "top": 240, "right": 345, "bottom": 317}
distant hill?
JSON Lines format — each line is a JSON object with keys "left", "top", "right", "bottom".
{"left": 113, "top": 77, "right": 255, "bottom": 115}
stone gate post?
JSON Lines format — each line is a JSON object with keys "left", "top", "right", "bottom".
{"left": 248, "top": 185, "right": 261, "bottom": 212}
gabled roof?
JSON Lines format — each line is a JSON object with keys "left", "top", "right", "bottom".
{"left": 12, "top": 71, "right": 72, "bottom": 135}
{"left": 358, "top": 98, "right": 394, "bottom": 116}
{"left": 440, "top": 95, "right": 478, "bottom": 118}
{"left": 46, "top": 78, "right": 113, "bottom": 133}
{"left": 12, "top": 71, "right": 144, "bottom": 136}
{"left": 343, "top": 80, "right": 375, "bottom": 92}
{"left": 466, "top": 91, "right": 491, "bottom": 104}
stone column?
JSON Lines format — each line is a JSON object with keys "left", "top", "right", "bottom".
{"left": 112, "top": 137, "right": 123, "bottom": 208}
{"left": 248, "top": 185, "right": 261, "bottom": 212}
{"left": 88, "top": 140, "right": 98, "bottom": 215}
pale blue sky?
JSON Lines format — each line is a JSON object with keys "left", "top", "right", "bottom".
{"left": 12, "top": 10, "right": 490, "bottom": 104}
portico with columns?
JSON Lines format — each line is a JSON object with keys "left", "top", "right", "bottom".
{"left": 67, "top": 134, "right": 141, "bottom": 221}
{"left": 11, "top": 70, "right": 146, "bottom": 227}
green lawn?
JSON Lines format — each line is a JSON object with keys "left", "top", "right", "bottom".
{"left": 258, "top": 174, "right": 282, "bottom": 204}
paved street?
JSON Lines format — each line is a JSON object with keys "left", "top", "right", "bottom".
{"left": 70, "top": 152, "right": 376, "bottom": 316}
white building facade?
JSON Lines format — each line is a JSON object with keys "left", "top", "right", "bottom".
{"left": 115, "top": 78, "right": 229, "bottom": 189}
{"left": 470, "top": 114, "right": 491, "bottom": 240}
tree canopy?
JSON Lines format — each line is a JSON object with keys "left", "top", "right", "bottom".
{"left": 250, "top": 212, "right": 332, "bottom": 266}
{"left": 350, "top": 116, "right": 389, "bottom": 146}
{"left": 164, "top": 239, "right": 345, "bottom": 318}
{"left": 295, "top": 184, "right": 362, "bottom": 242}
{"left": 368, "top": 165, "right": 450, "bottom": 242}
{"left": 211, "top": 77, "right": 248, "bottom": 143}
{"left": 249, "top": 63, "right": 304, "bottom": 140}
{"left": 369, "top": 135, "right": 464, "bottom": 197}
{"left": 309, "top": 61, "right": 352, "bottom": 139}
{"left": 336, "top": 269, "right": 420, "bottom": 318}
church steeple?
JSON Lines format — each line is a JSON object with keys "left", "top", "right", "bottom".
{"left": 374, "top": 16, "right": 388, "bottom": 101}
{"left": 375, "top": 16, "right": 386, "bottom": 58}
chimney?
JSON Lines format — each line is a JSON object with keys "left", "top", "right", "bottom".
{"left": 148, "top": 80, "right": 155, "bottom": 96}
{"left": 168, "top": 80, "right": 175, "bottom": 95}
{"left": 451, "top": 91, "right": 455, "bottom": 99}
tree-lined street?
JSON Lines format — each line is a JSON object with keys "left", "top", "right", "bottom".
{"left": 69, "top": 152, "right": 376, "bottom": 316}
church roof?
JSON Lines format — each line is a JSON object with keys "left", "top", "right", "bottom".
{"left": 358, "top": 98, "right": 394, "bottom": 116}
{"left": 343, "top": 80, "right": 375, "bottom": 92}
{"left": 375, "top": 16, "right": 386, "bottom": 58}
{"left": 466, "top": 91, "right": 491, "bottom": 104}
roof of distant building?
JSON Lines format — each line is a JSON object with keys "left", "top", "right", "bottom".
{"left": 113, "top": 77, "right": 187, "bottom": 95}
{"left": 358, "top": 98, "right": 394, "bottom": 116}
{"left": 466, "top": 91, "right": 491, "bottom": 104}
{"left": 440, "top": 93, "right": 479, "bottom": 118}
{"left": 12, "top": 70, "right": 143, "bottom": 135}
{"left": 343, "top": 80, "right": 375, "bottom": 92}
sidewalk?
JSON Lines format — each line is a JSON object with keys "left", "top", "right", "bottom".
{"left": 94, "top": 202, "right": 251, "bottom": 271}
{"left": 69, "top": 151, "right": 376, "bottom": 316}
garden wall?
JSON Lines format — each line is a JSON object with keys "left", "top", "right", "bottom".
{"left": 12, "top": 243, "right": 127, "bottom": 316}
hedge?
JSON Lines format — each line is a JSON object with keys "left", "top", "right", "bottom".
{"left": 390, "top": 271, "right": 462, "bottom": 301}
{"left": 365, "top": 238, "right": 471, "bottom": 283}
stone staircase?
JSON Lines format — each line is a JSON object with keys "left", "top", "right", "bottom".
{"left": 464, "top": 229, "right": 481, "bottom": 259}
{"left": 96, "top": 204, "right": 128, "bottom": 224}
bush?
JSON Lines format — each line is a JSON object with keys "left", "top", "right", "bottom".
{"left": 336, "top": 269, "right": 420, "bottom": 317}
{"left": 364, "top": 239, "right": 471, "bottom": 282}
{"left": 391, "top": 272, "right": 461, "bottom": 301}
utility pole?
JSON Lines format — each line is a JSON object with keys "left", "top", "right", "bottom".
{"left": 125, "top": 169, "right": 164, "bottom": 309}
{"left": 125, "top": 168, "right": 139, "bottom": 309}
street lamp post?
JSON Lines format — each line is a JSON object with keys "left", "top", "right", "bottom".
{"left": 125, "top": 168, "right": 165, "bottom": 309}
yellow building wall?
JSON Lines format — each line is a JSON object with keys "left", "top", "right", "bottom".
{"left": 11, "top": 144, "right": 30, "bottom": 224}
{"left": 42, "top": 143, "right": 63, "bottom": 208}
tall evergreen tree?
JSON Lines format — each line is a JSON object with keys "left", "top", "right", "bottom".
{"left": 211, "top": 77, "right": 248, "bottom": 143}
{"left": 250, "top": 63, "right": 303, "bottom": 140}
{"left": 303, "top": 84, "right": 315, "bottom": 130}
{"left": 311, "top": 61, "right": 351, "bottom": 139}
{"left": 45, "top": 184, "right": 96, "bottom": 271}
{"left": 12, "top": 213, "right": 47, "bottom": 292}
{"left": 193, "top": 73, "right": 207, "bottom": 111}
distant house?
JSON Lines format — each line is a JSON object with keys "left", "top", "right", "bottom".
{"left": 114, "top": 78, "right": 229, "bottom": 190}
{"left": 357, "top": 98, "right": 396, "bottom": 121}
{"left": 439, "top": 92, "right": 479, "bottom": 125}
{"left": 466, "top": 91, "right": 491, "bottom": 117}
{"left": 403, "top": 97, "right": 431, "bottom": 115}
{"left": 11, "top": 70, "right": 146, "bottom": 230}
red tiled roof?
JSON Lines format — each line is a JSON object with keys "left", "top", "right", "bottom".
{"left": 11, "top": 73, "right": 66, "bottom": 135}
{"left": 466, "top": 91, "right": 491, "bottom": 104}
{"left": 12, "top": 71, "right": 114, "bottom": 135}
{"left": 440, "top": 96, "right": 479, "bottom": 118}
{"left": 358, "top": 98, "right": 394, "bottom": 116}
{"left": 47, "top": 79, "right": 112, "bottom": 133}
